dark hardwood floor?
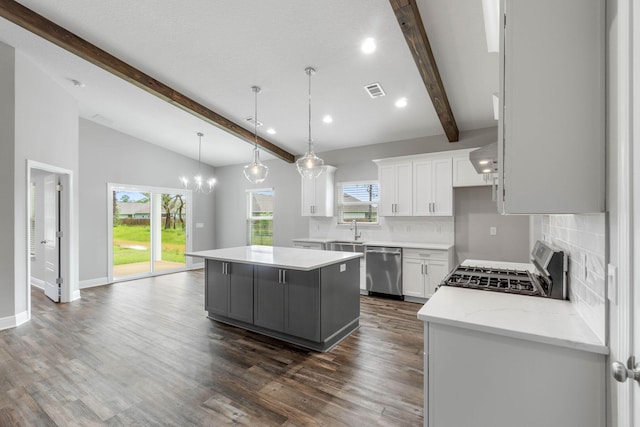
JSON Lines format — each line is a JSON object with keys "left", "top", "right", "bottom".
{"left": 0, "top": 271, "right": 424, "bottom": 426}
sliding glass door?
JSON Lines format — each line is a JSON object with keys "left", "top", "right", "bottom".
{"left": 109, "top": 185, "right": 190, "bottom": 281}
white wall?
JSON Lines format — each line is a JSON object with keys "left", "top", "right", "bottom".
{"left": 0, "top": 42, "right": 16, "bottom": 320}
{"left": 79, "top": 119, "right": 216, "bottom": 284}
{"left": 0, "top": 42, "right": 80, "bottom": 326}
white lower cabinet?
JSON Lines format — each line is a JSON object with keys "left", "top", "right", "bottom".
{"left": 403, "top": 249, "right": 450, "bottom": 299}
{"left": 424, "top": 322, "right": 605, "bottom": 427}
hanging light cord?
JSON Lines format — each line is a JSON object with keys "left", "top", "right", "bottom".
{"left": 254, "top": 87, "right": 259, "bottom": 150}
{"left": 307, "top": 68, "right": 313, "bottom": 151}
{"left": 197, "top": 132, "right": 204, "bottom": 173}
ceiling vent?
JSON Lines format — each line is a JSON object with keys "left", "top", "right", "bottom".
{"left": 244, "top": 116, "right": 263, "bottom": 127}
{"left": 364, "top": 82, "right": 386, "bottom": 98}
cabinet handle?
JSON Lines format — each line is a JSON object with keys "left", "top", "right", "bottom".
{"left": 421, "top": 264, "right": 424, "bottom": 275}
{"left": 425, "top": 264, "right": 428, "bottom": 275}
{"left": 282, "top": 270, "right": 286, "bottom": 284}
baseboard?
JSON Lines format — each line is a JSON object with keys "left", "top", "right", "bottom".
{"left": 31, "top": 277, "right": 45, "bottom": 290}
{"left": 0, "top": 310, "right": 30, "bottom": 331}
{"left": 80, "top": 277, "right": 109, "bottom": 289}
{"left": 71, "top": 290, "right": 82, "bottom": 301}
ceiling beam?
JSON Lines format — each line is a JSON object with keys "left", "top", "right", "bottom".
{"left": 0, "top": 0, "right": 296, "bottom": 163}
{"left": 389, "top": 0, "right": 459, "bottom": 142}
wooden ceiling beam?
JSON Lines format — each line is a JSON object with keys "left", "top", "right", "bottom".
{"left": 389, "top": 0, "right": 459, "bottom": 142}
{"left": 0, "top": 0, "right": 296, "bottom": 163}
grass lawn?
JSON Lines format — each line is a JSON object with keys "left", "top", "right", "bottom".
{"left": 113, "top": 224, "right": 186, "bottom": 265}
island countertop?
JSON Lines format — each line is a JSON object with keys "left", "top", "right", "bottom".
{"left": 186, "top": 245, "right": 363, "bottom": 271}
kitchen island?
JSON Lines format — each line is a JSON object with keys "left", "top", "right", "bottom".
{"left": 186, "top": 246, "right": 363, "bottom": 352}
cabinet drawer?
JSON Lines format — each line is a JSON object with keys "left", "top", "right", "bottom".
{"left": 404, "top": 248, "right": 447, "bottom": 260}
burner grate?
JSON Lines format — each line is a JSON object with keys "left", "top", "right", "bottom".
{"left": 442, "top": 266, "right": 543, "bottom": 296}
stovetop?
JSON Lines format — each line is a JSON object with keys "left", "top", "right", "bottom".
{"left": 441, "top": 265, "right": 545, "bottom": 297}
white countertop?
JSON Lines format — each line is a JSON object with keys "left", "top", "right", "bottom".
{"left": 292, "top": 238, "right": 453, "bottom": 251}
{"left": 418, "top": 287, "right": 608, "bottom": 355}
{"left": 186, "top": 245, "right": 362, "bottom": 271}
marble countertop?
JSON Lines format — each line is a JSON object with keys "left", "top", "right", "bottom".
{"left": 186, "top": 245, "right": 362, "bottom": 271}
{"left": 292, "top": 238, "right": 453, "bottom": 251}
{"left": 418, "top": 287, "right": 608, "bottom": 355}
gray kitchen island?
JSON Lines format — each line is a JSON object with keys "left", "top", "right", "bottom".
{"left": 186, "top": 245, "right": 363, "bottom": 352}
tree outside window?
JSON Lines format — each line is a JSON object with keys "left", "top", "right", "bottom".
{"left": 247, "top": 189, "right": 273, "bottom": 245}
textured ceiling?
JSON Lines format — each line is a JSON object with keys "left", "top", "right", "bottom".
{"left": 0, "top": 0, "right": 498, "bottom": 167}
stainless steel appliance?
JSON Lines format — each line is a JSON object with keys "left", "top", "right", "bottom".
{"left": 366, "top": 246, "right": 402, "bottom": 297}
{"left": 440, "top": 240, "right": 567, "bottom": 299}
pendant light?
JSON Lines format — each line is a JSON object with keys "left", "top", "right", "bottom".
{"left": 296, "top": 67, "right": 324, "bottom": 179}
{"left": 243, "top": 86, "right": 269, "bottom": 184}
{"left": 179, "top": 132, "right": 216, "bottom": 194}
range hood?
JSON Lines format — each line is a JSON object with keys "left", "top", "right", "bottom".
{"left": 469, "top": 142, "right": 498, "bottom": 174}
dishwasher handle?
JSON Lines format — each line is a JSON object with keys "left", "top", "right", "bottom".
{"left": 365, "top": 248, "right": 402, "bottom": 255}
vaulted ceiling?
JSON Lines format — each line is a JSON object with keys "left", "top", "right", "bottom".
{"left": 0, "top": 0, "right": 498, "bottom": 167}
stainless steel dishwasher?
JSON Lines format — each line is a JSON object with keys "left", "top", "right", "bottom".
{"left": 365, "top": 246, "right": 402, "bottom": 297}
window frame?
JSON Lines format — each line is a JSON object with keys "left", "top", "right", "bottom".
{"left": 336, "top": 181, "right": 379, "bottom": 225}
{"left": 246, "top": 188, "right": 274, "bottom": 246}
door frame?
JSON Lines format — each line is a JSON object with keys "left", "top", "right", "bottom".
{"left": 26, "top": 160, "right": 75, "bottom": 316}
{"left": 107, "top": 183, "right": 193, "bottom": 283}
{"left": 610, "top": 0, "right": 639, "bottom": 424}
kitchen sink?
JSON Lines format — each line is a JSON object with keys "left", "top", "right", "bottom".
{"left": 330, "top": 241, "right": 365, "bottom": 253}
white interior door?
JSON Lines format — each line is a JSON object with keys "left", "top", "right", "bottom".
{"left": 42, "top": 173, "right": 60, "bottom": 302}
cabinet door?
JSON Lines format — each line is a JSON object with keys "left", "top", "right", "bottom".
{"left": 227, "top": 262, "right": 254, "bottom": 324}
{"left": 425, "top": 260, "right": 448, "bottom": 297}
{"left": 431, "top": 158, "right": 453, "bottom": 216}
{"left": 301, "top": 177, "right": 316, "bottom": 216}
{"left": 395, "top": 162, "right": 413, "bottom": 216}
{"left": 284, "top": 269, "right": 320, "bottom": 341}
{"left": 254, "top": 266, "right": 285, "bottom": 331}
{"left": 413, "top": 159, "right": 434, "bottom": 216}
{"left": 378, "top": 164, "right": 396, "bottom": 216}
{"left": 206, "top": 260, "right": 228, "bottom": 317}
{"left": 402, "top": 258, "right": 425, "bottom": 298}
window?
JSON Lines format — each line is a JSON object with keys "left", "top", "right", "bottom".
{"left": 337, "top": 182, "right": 379, "bottom": 224}
{"left": 247, "top": 188, "right": 273, "bottom": 245}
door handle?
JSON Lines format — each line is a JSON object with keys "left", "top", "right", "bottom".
{"left": 612, "top": 356, "right": 640, "bottom": 383}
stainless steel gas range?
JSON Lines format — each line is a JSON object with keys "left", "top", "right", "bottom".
{"left": 440, "top": 240, "right": 568, "bottom": 299}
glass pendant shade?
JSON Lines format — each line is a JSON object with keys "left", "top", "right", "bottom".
{"left": 180, "top": 132, "right": 215, "bottom": 194}
{"left": 297, "top": 67, "right": 324, "bottom": 179}
{"left": 244, "top": 148, "right": 269, "bottom": 183}
{"left": 244, "top": 86, "right": 270, "bottom": 184}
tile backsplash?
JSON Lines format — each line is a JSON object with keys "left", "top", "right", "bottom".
{"left": 309, "top": 216, "right": 454, "bottom": 245}
{"left": 541, "top": 214, "right": 606, "bottom": 343}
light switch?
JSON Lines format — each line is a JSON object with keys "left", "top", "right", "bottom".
{"left": 196, "top": 223, "right": 204, "bottom": 229}
{"left": 490, "top": 227, "right": 497, "bottom": 236}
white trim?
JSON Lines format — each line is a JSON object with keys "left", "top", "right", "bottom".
{"left": 71, "top": 290, "right": 81, "bottom": 301}
{"left": 30, "top": 277, "right": 45, "bottom": 290}
{"left": 0, "top": 311, "right": 30, "bottom": 331}
{"left": 107, "top": 183, "right": 193, "bottom": 282}
{"left": 26, "top": 161, "right": 77, "bottom": 320}
{"left": 80, "top": 277, "right": 109, "bottom": 289}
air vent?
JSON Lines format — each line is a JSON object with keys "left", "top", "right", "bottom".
{"left": 364, "top": 82, "right": 386, "bottom": 98}
{"left": 244, "top": 116, "right": 263, "bottom": 127}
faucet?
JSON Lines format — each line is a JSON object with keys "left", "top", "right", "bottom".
{"left": 351, "top": 220, "right": 362, "bottom": 241}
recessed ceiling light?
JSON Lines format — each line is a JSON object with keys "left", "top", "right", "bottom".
{"left": 395, "top": 97, "right": 408, "bottom": 108}
{"left": 361, "top": 37, "right": 376, "bottom": 54}
{"left": 266, "top": 128, "right": 276, "bottom": 135}
{"left": 322, "top": 115, "right": 333, "bottom": 124}
{"left": 479, "top": 160, "right": 490, "bottom": 165}
{"left": 482, "top": 168, "right": 493, "bottom": 173}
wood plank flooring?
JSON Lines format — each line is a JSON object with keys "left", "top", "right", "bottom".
{"left": 0, "top": 271, "right": 424, "bottom": 426}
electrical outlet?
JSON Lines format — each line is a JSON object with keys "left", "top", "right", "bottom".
{"left": 490, "top": 227, "right": 497, "bottom": 236}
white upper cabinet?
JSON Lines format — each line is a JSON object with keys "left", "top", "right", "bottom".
{"left": 375, "top": 154, "right": 453, "bottom": 218}
{"left": 414, "top": 157, "right": 453, "bottom": 216}
{"left": 301, "top": 166, "right": 336, "bottom": 217}
{"left": 498, "top": 0, "right": 604, "bottom": 214}
{"left": 452, "top": 149, "right": 494, "bottom": 187}
{"left": 378, "top": 161, "right": 413, "bottom": 216}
